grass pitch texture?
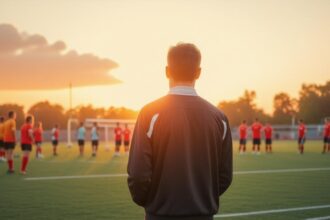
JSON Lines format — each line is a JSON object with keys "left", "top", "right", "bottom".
{"left": 0, "top": 140, "right": 330, "bottom": 219}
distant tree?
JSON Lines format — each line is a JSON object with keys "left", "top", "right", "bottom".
{"left": 69, "top": 105, "right": 138, "bottom": 122}
{"left": 72, "top": 105, "right": 105, "bottom": 121}
{"left": 28, "top": 101, "right": 67, "bottom": 129}
{"left": 105, "top": 107, "right": 138, "bottom": 119}
{"left": 0, "top": 104, "right": 25, "bottom": 127}
{"left": 272, "top": 92, "right": 297, "bottom": 124}
{"left": 218, "top": 90, "right": 271, "bottom": 126}
{"left": 297, "top": 81, "right": 330, "bottom": 123}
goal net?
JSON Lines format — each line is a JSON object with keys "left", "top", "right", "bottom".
{"left": 67, "top": 118, "right": 136, "bottom": 150}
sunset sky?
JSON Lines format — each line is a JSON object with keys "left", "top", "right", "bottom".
{"left": 0, "top": 0, "right": 329, "bottom": 114}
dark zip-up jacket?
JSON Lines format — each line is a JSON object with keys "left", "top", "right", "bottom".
{"left": 127, "top": 93, "right": 233, "bottom": 220}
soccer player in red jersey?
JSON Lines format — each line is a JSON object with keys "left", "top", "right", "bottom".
{"left": 51, "top": 124, "right": 60, "bottom": 156}
{"left": 238, "top": 120, "right": 248, "bottom": 154}
{"left": 34, "top": 122, "right": 44, "bottom": 159}
{"left": 123, "top": 123, "right": 131, "bottom": 155}
{"left": 20, "top": 115, "right": 34, "bottom": 175}
{"left": 322, "top": 118, "right": 330, "bottom": 154}
{"left": 264, "top": 122, "right": 273, "bottom": 153}
{"left": 114, "top": 122, "right": 123, "bottom": 156}
{"left": 251, "top": 118, "right": 263, "bottom": 154}
{"left": 298, "top": 119, "right": 306, "bottom": 154}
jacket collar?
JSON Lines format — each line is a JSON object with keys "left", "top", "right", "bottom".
{"left": 168, "top": 86, "right": 198, "bottom": 96}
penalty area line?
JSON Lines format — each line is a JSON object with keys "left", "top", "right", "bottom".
{"left": 215, "top": 204, "right": 330, "bottom": 218}
{"left": 24, "top": 167, "right": 330, "bottom": 181}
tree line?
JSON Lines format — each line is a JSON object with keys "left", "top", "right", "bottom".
{"left": 218, "top": 81, "right": 330, "bottom": 126}
{"left": 0, "top": 102, "right": 139, "bottom": 130}
{"left": 0, "top": 81, "right": 329, "bottom": 129}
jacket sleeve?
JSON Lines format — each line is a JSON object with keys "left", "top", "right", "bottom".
{"left": 219, "top": 117, "right": 233, "bottom": 196}
{"left": 127, "top": 110, "right": 153, "bottom": 207}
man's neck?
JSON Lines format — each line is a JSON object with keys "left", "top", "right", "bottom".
{"left": 169, "top": 80, "right": 195, "bottom": 88}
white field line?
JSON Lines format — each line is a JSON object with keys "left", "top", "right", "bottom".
{"left": 306, "top": 216, "right": 330, "bottom": 220}
{"left": 24, "top": 173, "right": 127, "bottom": 181}
{"left": 24, "top": 167, "right": 330, "bottom": 181}
{"left": 215, "top": 205, "right": 330, "bottom": 218}
{"left": 234, "top": 167, "right": 330, "bottom": 175}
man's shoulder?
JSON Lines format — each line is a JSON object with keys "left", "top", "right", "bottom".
{"left": 139, "top": 95, "right": 168, "bottom": 115}
{"left": 199, "top": 97, "right": 227, "bottom": 118}
{"left": 139, "top": 95, "right": 228, "bottom": 122}
{"left": 142, "top": 95, "right": 222, "bottom": 111}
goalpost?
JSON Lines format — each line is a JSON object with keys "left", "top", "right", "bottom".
{"left": 67, "top": 118, "right": 136, "bottom": 150}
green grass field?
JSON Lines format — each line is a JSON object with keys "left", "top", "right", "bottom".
{"left": 0, "top": 140, "right": 330, "bottom": 220}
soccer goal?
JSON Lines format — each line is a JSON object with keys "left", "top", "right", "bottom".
{"left": 67, "top": 118, "right": 136, "bottom": 150}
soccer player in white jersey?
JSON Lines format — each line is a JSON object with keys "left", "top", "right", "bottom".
{"left": 77, "top": 122, "right": 86, "bottom": 156}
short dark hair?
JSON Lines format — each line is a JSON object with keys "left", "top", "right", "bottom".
{"left": 242, "top": 120, "right": 246, "bottom": 123}
{"left": 8, "top": 111, "right": 15, "bottom": 118}
{"left": 0, "top": 116, "right": 4, "bottom": 122}
{"left": 26, "top": 115, "right": 33, "bottom": 123}
{"left": 167, "top": 43, "right": 201, "bottom": 81}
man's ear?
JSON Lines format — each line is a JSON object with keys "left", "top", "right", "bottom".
{"left": 195, "top": 67, "right": 201, "bottom": 80}
{"left": 166, "top": 66, "right": 171, "bottom": 79}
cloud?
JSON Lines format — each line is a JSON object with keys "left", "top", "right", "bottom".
{"left": 0, "top": 24, "right": 119, "bottom": 90}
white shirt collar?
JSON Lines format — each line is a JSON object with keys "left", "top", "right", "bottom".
{"left": 168, "top": 86, "right": 198, "bottom": 96}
